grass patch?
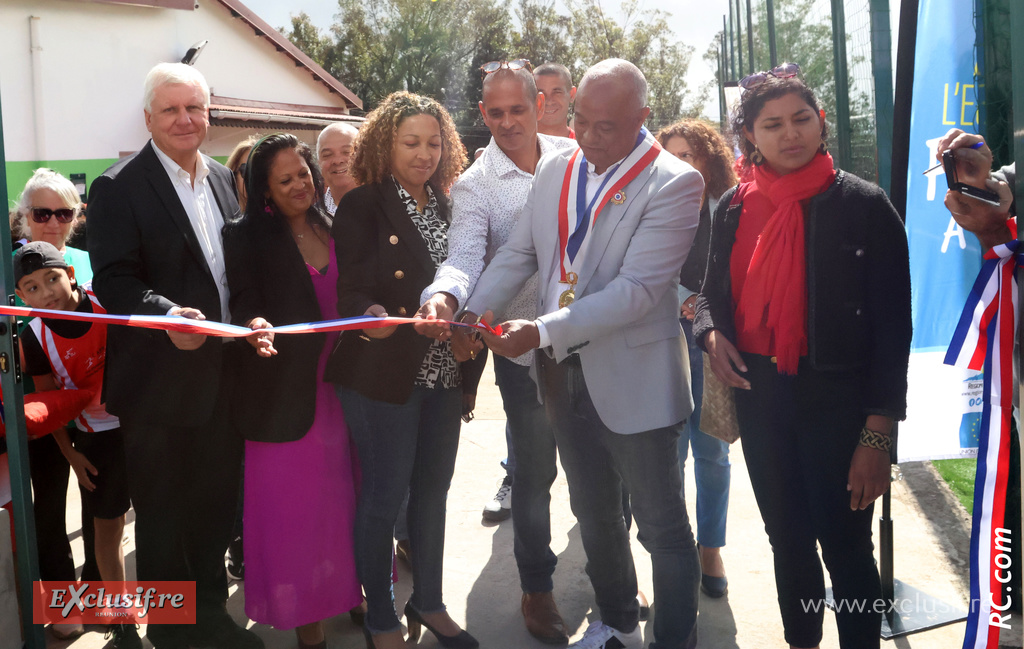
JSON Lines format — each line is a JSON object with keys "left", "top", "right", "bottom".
{"left": 932, "top": 459, "right": 976, "bottom": 514}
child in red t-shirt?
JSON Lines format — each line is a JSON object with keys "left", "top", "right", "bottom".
{"left": 14, "top": 241, "right": 139, "bottom": 649}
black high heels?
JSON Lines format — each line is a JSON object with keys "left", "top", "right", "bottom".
{"left": 403, "top": 603, "right": 479, "bottom": 649}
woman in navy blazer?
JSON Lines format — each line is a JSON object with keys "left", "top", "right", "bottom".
{"left": 324, "top": 92, "right": 477, "bottom": 649}
{"left": 223, "top": 134, "right": 362, "bottom": 649}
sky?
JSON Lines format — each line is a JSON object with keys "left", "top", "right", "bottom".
{"left": 241, "top": 0, "right": 730, "bottom": 117}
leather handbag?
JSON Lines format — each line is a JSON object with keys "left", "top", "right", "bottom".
{"left": 699, "top": 352, "right": 740, "bottom": 444}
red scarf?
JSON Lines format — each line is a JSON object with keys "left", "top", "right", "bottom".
{"left": 735, "top": 152, "right": 836, "bottom": 375}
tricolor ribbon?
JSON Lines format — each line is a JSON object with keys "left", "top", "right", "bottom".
{"left": 945, "top": 238, "right": 1021, "bottom": 649}
{"left": 556, "top": 127, "right": 661, "bottom": 283}
{"left": 0, "top": 306, "right": 502, "bottom": 338}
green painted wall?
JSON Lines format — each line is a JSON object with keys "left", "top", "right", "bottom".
{"left": 5, "top": 158, "right": 119, "bottom": 206}
{"left": 5, "top": 155, "right": 229, "bottom": 206}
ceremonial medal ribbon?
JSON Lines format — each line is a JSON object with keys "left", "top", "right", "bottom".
{"left": 555, "top": 127, "right": 662, "bottom": 305}
{"left": 945, "top": 238, "right": 1020, "bottom": 649}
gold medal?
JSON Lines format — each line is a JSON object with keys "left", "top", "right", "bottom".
{"left": 610, "top": 190, "right": 626, "bottom": 205}
{"left": 559, "top": 271, "right": 578, "bottom": 308}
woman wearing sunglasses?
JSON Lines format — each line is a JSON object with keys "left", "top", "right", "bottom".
{"left": 655, "top": 119, "right": 737, "bottom": 600}
{"left": 693, "top": 66, "right": 911, "bottom": 649}
{"left": 15, "top": 168, "right": 91, "bottom": 285}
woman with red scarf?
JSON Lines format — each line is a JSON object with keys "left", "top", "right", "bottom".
{"left": 693, "top": 69, "right": 912, "bottom": 649}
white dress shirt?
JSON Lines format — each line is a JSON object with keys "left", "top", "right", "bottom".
{"left": 152, "top": 143, "right": 230, "bottom": 323}
{"left": 423, "top": 133, "right": 576, "bottom": 365}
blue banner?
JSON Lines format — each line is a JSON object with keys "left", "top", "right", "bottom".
{"left": 907, "top": 0, "right": 982, "bottom": 351}
{"left": 900, "top": 0, "right": 983, "bottom": 462}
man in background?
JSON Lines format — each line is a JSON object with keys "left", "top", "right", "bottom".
{"left": 317, "top": 122, "right": 359, "bottom": 214}
{"left": 534, "top": 63, "right": 576, "bottom": 139}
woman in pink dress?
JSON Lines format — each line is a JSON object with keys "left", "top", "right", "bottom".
{"left": 224, "top": 133, "right": 361, "bottom": 648}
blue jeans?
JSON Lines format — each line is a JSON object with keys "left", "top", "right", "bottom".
{"left": 338, "top": 385, "right": 462, "bottom": 634}
{"left": 678, "top": 319, "right": 731, "bottom": 548}
{"left": 539, "top": 355, "right": 700, "bottom": 648}
{"left": 492, "top": 355, "right": 559, "bottom": 593}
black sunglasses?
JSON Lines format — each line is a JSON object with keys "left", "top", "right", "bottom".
{"left": 480, "top": 59, "right": 532, "bottom": 79}
{"left": 739, "top": 63, "right": 801, "bottom": 90}
{"left": 30, "top": 207, "right": 76, "bottom": 224}
{"left": 236, "top": 162, "right": 248, "bottom": 179}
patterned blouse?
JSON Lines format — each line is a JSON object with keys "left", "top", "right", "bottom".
{"left": 393, "top": 177, "right": 460, "bottom": 390}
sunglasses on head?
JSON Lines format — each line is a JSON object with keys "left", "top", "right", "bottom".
{"left": 30, "top": 207, "right": 76, "bottom": 224}
{"left": 739, "top": 63, "right": 801, "bottom": 90}
{"left": 480, "top": 59, "right": 532, "bottom": 79}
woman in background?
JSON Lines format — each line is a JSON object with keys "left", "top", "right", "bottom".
{"left": 656, "top": 119, "right": 737, "bottom": 599}
{"left": 225, "top": 135, "right": 262, "bottom": 212}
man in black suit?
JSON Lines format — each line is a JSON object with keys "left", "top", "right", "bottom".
{"left": 88, "top": 62, "right": 261, "bottom": 649}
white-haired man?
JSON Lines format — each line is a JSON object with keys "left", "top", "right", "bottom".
{"left": 88, "top": 63, "right": 261, "bottom": 649}
{"left": 317, "top": 122, "right": 359, "bottom": 214}
{"left": 418, "top": 59, "right": 703, "bottom": 649}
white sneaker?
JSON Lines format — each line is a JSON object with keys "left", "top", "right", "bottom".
{"left": 569, "top": 621, "right": 643, "bottom": 649}
{"left": 482, "top": 475, "right": 512, "bottom": 521}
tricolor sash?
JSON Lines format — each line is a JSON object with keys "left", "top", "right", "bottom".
{"left": 945, "top": 238, "right": 1020, "bottom": 649}
{"left": 557, "top": 127, "right": 661, "bottom": 285}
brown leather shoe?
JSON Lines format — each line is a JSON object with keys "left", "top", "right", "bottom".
{"left": 521, "top": 592, "right": 569, "bottom": 645}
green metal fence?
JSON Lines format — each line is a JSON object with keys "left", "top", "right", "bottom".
{"left": 719, "top": 0, "right": 890, "bottom": 185}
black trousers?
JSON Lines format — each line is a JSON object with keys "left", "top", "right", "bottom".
{"left": 29, "top": 434, "right": 75, "bottom": 581}
{"left": 735, "top": 354, "right": 881, "bottom": 649}
{"left": 121, "top": 371, "right": 242, "bottom": 642}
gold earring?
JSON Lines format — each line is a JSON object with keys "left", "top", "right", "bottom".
{"left": 751, "top": 146, "right": 765, "bottom": 166}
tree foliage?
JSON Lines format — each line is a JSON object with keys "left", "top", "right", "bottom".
{"left": 707, "top": 0, "right": 878, "bottom": 181}
{"left": 282, "top": 0, "right": 706, "bottom": 134}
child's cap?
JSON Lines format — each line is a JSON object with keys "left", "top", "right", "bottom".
{"left": 14, "top": 241, "right": 69, "bottom": 286}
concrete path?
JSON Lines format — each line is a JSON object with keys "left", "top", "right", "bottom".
{"left": 36, "top": 361, "right": 1000, "bottom": 648}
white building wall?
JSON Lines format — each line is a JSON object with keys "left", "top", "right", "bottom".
{"left": 0, "top": 0, "right": 347, "bottom": 163}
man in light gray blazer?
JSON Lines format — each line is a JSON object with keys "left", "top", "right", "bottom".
{"left": 420, "top": 59, "right": 704, "bottom": 649}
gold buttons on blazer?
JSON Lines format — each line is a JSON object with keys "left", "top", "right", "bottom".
{"left": 394, "top": 270, "right": 405, "bottom": 279}
{"left": 398, "top": 307, "right": 408, "bottom": 316}
{"left": 389, "top": 235, "right": 399, "bottom": 245}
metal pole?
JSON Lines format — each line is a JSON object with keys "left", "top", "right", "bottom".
{"left": 830, "top": 0, "right": 852, "bottom": 170}
{"left": 869, "top": 0, "right": 895, "bottom": 192}
{"left": 889, "top": 0, "right": 920, "bottom": 218}
{"left": 728, "top": 3, "right": 736, "bottom": 81}
{"left": 723, "top": 16, "right": 731, "bottom": 82}
{"left": 766, "top": 0, "right": 778, "bottom": 67}
{"left": 735, "top": 0, "right": 744, "bottom": 80}
{"left": 0, "top": 74, "right": 46, "bottom": 649}
{"left": 746, "top": 0, "right": 755, "bottom": 74}
{"left": 718, "top": 51, "right": 727, "bottom": 129}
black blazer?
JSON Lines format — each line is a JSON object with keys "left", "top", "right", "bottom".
{"left": 324, "top": 180, "right": 449, "bottom": 404}
{"left": 692, "top": 170, "right": 912, "bottom": 420}
{"left": 88, "top": 141, "right": 240, "bottom": 425}
{"left": 223, "top": 213, "right": 328, "bottom": 442}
